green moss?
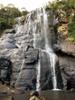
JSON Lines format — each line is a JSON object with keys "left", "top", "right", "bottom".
{"left": 68, "top": 15, "right": 75, "bottom": 42}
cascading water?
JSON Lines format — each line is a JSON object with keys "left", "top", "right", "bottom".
{"left": 36, "top": 60, "right": 41, "bottom": 91}
{"left": 32, "top": 8, "right": 58, "bottom": 90}
{"left": 0, "top": 1, "right": 64, "bottom": 91}
{"left": 43, "top": 9, "right": 58, "bottom": 90}
{"left": 32, "top": 10, "right": 41, "bottom": 91}
{"left": 11, "top": 7, "right": 63, "bottom": 91}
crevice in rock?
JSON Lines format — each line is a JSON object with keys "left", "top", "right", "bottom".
{"left": 55, "top": 49, "right": 75, "bottom": 58}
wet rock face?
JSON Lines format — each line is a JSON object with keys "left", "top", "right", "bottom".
{"left": 0, "top": 57, "right": 12, "bottom": 85}
{"left": 53, "top": 10, "right": 75, "bottom": 90}
{"left": 54, "top": 25, "right": 75, "bottom": 90}
{"left": 15, "top": 68, "right": 37, "bottom": 91}
{"left": 58, "top": 54, "right": 75, "bottom": 90}
{"left": 14, "top": 46, "right": 39, "bottom": 91}
{"left": 0, "top": 8, "right": 65, "bottom": 91}
{"left": 40, "top": 51, "right": 53, "bottom": 90}
{"left": 67, "top": 77, "right": 75, "bottom": 90}
{"left": 24, "top": 46, "right": 39, "bottom": 64}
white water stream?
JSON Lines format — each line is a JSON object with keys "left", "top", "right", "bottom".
{"left": 43, "top": 9, "right": 58, "bottom": 90}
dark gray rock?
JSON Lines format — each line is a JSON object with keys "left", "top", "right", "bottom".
{"left": 58, "top": 54, "right": 75, "bottom": 90}
{"left": 24, "top": 46, "right": 39, "bottom": 64}
{"left": 67, "top": 76, "right": 75, "bottom": 90}
{"left": 15, "top": 65, "right": 36, "bottom": 91}
{"left": 0, "top": 57, "right": 12, "bottom": 85}
{"left": 40, "top": 51, "right": 53, "bottom": 90}
{"left": 53, "top": 44, "right": 61, "bottom": 52}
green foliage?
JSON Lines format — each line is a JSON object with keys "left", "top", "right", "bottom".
{"left": 0, "top": 7, "right": 20, "bottom": 29}
{"left": 46, "top": 0, "right": 75, "bottom": 42}
{"left": 21, "top": 10, "right": 28, "bottom": 16}
{"left": 0, "top": 17, "right": 7, "bottom": 30}
{"left": 0, "top": 4, "right": 28, "bottom": 34}
{"left": 68, "top": 14, "right": 75, "bottom": 41}
{"left": 64, "top": 0, "right": 75, "bottom": 9}
{"left": 21, "top": 8, "right": 28, "bottom": 16}
{"left": 46, "top": 0, "right": 65, "bottom": 11}
{"left": 46, "top": 0, "right": 75, "bottom": 11}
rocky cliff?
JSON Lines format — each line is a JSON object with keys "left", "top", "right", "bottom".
{"left": 0, "top": 8, "right": 75, "bottom": 93}
{"left": 53, "top": 9, "right": 75, "bottom": 90}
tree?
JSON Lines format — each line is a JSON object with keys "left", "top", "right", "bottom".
{"left": 0, "top": 4, "right": 28, "bottom": 33}
{"left": 21, "top": 7, "right": 28, "bottom": 16}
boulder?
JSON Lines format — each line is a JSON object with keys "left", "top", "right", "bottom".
{"left": 67, "top": 76, "right": 75, "bottom": 90}
{"left": 58, "top": 54, "right": 75, "bottom": 90}
{"left": 0, "top": 57, "right": 12, "bottom": 85}
{"left": 24, "top": 46, "right": 39, "bottom": 64}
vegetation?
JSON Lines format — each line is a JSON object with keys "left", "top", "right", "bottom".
{"left": 68, "top": 15, "right": 75, "bottom": 41}
{"left": 1, "top": 1, "right": 75, "bottom": 42}
{"left": 46, "top": 0, "right": 75, "bottom": 42}
{"left": 0, "top": 4, "right": 28, "bottom": 34}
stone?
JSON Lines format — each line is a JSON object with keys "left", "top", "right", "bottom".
{"left": 0, "top": 57, "right": 12, "bottom": 85}
{"left": 15, "top": 68, "right": 36, "bottom": 91}
{"left": 53, "top": 44, "right": 61, "bottom": 52}
{"left": 67, "top": 76, "right": 75, "bottom": 90}
{"left": 1, "top": 34, "right": 18, "bottom": 49}
{"left": 24, "top": 46, "right": 39, "bottom": 64}
{"left": 58, "top": 54, "right": 75, "bottom": 90}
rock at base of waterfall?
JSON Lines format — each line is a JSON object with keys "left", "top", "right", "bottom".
{"left": 0, "top": 57, "right": 12, "bottom": 85}
{"left": 58, "top": 54, "right": 75, "bottom": 90}
{"left": 15, "top": 68, "right": 36, "bottom": 91}
{"left": 53, "top": 44, "right": 61, "bottom": 52}
{"left": 67, "top": 76, "right": 75, "bottom": 90}
{"left": 24, "top": 47, "right": 39, "bottom": 64}
{"left": 39, "top": 51, "right": 53, "bottom": 90}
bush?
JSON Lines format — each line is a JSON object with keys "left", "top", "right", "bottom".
{"left": 0, "top": 4, "right": 28, "bottom": 33}
{"left": 0, "top": 17, "right": 7, "bottom": 30}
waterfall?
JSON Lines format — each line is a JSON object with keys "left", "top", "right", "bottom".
{"left": 33, "top": 32, "right": 41, "bottom": 91}
{"left": 36, "top": 60, "right": 41, "bottom": 91}
{"left": 13, "top": 7, "right": 63, "bottom": 91}
{"left": 43, "top": 9, "right": 58, "bottom": 90}
{"left": 32, "top": 10, "right": 41, "bottom": 91}
{"left": 32, "top": 8, "right": 58, "bottom": 90}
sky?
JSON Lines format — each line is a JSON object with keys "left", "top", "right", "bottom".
{"left": 0, "top": 0, "right": 54, "bottom": 11}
